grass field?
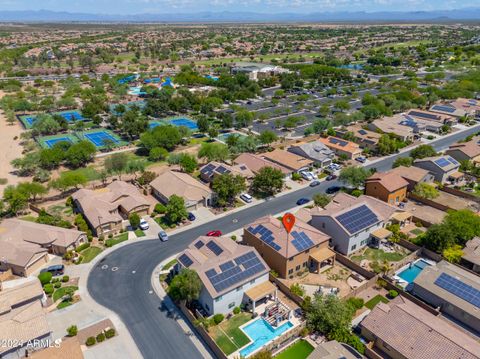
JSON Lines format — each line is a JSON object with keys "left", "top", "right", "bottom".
{"left": 210, "top": 313, "right": 252, "bottom": 355}
{"left": 105, "top": 233, "right": 129, "bottom": 247}
{"left": 351, "top": 248, "right": 407, "bottom": 264}
{"left": 162, "top": 259, "right": 177, "bottom": 271}
{"left": 134, "top": 229, "right": 146, "bottom": 237}
{"left": 365, "top": 295, "right": 389, "bottom": 310}
{"left": 275, "top": 340, "right": 314, "bottom": 359}
{"left": 79, "top": 246, "right": 103, "bottom": 263}
{"left": 62, "top": 166, "right": 103, "bottom": 181}
{"left": 53, "top": 286, "right": 78, "bottom": 302}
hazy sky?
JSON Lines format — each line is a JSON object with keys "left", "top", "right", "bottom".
{"left": 0, "top": 0, "right": 477, "bottom": 14}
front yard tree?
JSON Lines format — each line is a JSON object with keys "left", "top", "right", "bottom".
{"left": 410, "top": 144, "right": 436, "bottom": 159}
{"left": 198, "top": 142, "right": 229, "bottom": 162}
{"left": 168, "top": 268, "right": 202, "bottom": 304}
{"left": 129, "top": 213, "right": 140, "bottom": 229}
{"left": 313, "top": 193, "right": 331, "bottom": 208}
{"left": 339, "top": 166, "right": 371, "bottom": 188}
{"left": 259, "top": 130, "right": 278, "bottom": 147}
{"left": 179, "top": 154, "right": 198, "bottom": 174}
{"left": 212, "top": 173, "right": 247, "bottom": 207}
{"left": 165, "top": 195, "right": 188, "bottom": 224}
{"left": 392, "top": 157, "right": 413, "bottom": 168}
{"left": 252, "top": 167, "right": 284, "bottom": 197}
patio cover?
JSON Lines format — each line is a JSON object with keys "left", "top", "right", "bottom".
{"left": 391, "top": 211, "right": 413, "bottom": 222}
{"left": 245, "top": 281, "right": 276, "bottom": 302}
{"left": 448, "top": 171, "right": 464, "bottom": 179}
{"left": 309, "top": 247, "right": 336, "bottom": 263}
{"left": 372, "top": 227, "right": 391, "bottom": 239}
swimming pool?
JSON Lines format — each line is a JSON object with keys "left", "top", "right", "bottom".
{"left": 128, "top": 86, "right": 147, "bottom": 96}
{"left": 397, "top": 259, "right": 431, "bottom": 283}
{"left": 169, "top": 118, "right": 198, "bottom": 130}
{"left": 239, "top": 318, "right": 294, "bottom": 358}
{"left": 216, "top": 132, "right": 247, "bottom": 143}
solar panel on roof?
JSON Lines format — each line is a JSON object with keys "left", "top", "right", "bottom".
{"left": 249, "top": 224, "right": 282, "bottom": 252}
{"left": 358, "top": 129, "right": 367, "bottom": 135}
{"left": 431, "top": 105, "right": 456, "bottom": 114}
{"left": 206, "top": 241, "right": 224, "bottom": 256}
{"left": 219, "top": 261, "right": 235, "bottom": 271}
{"left": 216, "top": 165, "right": 231, "bottom": 174}
{"left": 336, "top": 205, "right": 379, "bottom": 234}
{"left": 434, "top": 158, "right": 451, "bottom": 168}
{"left": 291, "top": 231, "right": 315, "bottom": 252}
{"left": 447, "top": 156, "right": 459, "bottom": 165}
{"left": 178, "top": 254, "right": 193, "bottom": 267}
{"left": 434, "top": 273, "right": 480, "bottom": 308}
{"left": 206, "top": 269, "right": 217, "bottom": 278}
{"left": 329, "top": 137, "right": 348, "bottom": 147}
{"left": 194, "top": 240, "right": 204, "bottom": 249}
{"left": 409, "top": 110, "right": 439, "bottom": 121}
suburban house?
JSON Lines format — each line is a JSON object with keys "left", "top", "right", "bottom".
{"left": 447, "top": 98, "right": 480, "bottom": 120}
{"left": 389, "top": 165, "right": 435, "bottom": 191}
{"left": 365, "top": 171, "right": 409, "bottom": 205}
{"left": 406, "top": 109, "right": 456, "bottom": 126}
{"left": 411, "top": 260, "right": 480, "bottom": 334}
{"left": 318, "top": 136, "right": 362, "bottom": 160}
{"left": 360, "top": 296, "right": 480, "bottom": 359}
{"left": 307, "top": 340, "right": 363, "bottom": 359}
{"left": 72, "top": 181, "right": 150, "bottom": 236}
{"left": 0, "top": 219, "right": 86, "bottom": 277}
{"left": 199, "top": 161, "right": 254, "bottom": 184}
{"left": 310, "top": 193, "right": 409, "bottom": 255}
{"left": 461, "top": 237, "right": 480, "bottom": 274}
{"left": 368, "top": 119, "right": 415, "bottom": 142}
{"left": 174, "top": 236, "right": 271, "bottom": 316}
{"left": 429, "top": 102, "right": 468, "bottom": 119}
{"left": 230, "top": 62, "right": 289, "bottom": 81}
{"left": 233, "top": 153, "right": 291, "bottom": 176}
{"left": 262, "top": 149, "right": 314, "bottom": 173}
{"left": 336, "top": 125, "right": 382, "bottom": 151}
{"left": 150, "top": 170, "right": 214, "bottom": 210}
{"left": 413, "top": 155, "right": 462, "bottom": 184}
{"left": 390, "top": 112, "right": 444, "bottom": 134}
{"left": 0, "top": 280, "right": 52, "bottom": 359}
{"left": 287, "top": 140, "right": 334, "bottom": 168}
{"left": 243, "top": 216, "right": 334, "bottom": 279}
{"left": 446, "top": 137, "right": 480, "bottom": 164}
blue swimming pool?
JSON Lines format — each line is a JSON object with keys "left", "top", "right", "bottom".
{"left": 169, "top": 118, "right": 198, "bottom": 130}
{"left": 239, "top": 318, "right": 293, "bottom": 358}
{"left": 128, "top": 86, "right": 146, "bottom": 96}
{"left": 397, "top": 259, "right": 431, "bottom": 283}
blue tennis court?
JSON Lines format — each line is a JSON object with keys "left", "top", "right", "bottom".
{"left": 169, "top": 118, "right": 198, "bottom": 130}
{"left": 44, "top": 137, "right": 74, "bottom": 148}
{"left": 84, "top": 131, "right": 121, "bottom": 147}
{"left": 149, "top": 121, "right": 165, "bottom": 129}
{"left": 23, "top": 116, "right": 37, "bottom": 126}
{"left": 59, "top": 111, "right": 84, "bottom": 122}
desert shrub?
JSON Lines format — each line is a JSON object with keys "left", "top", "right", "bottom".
{"left": 213, "top": 314, "right": 224, "bottom": 325}
{"left": 54, "top": 282, "right": 61, "bottom": 288}
{"left": 291, "top": 172, "right": 301, "bottom": 181}
{"left": 233, "top": 307, "right": 241, "bottom": 315}
{"left": 38, "top": 272, "right": 52, "bottom": 285}
{"left": 105, "top": 328, "right": 116, "bottom": 338}
{"left": 67, "top": 325, "right": 78, "bottom": 337}
{"left": 85, "top": 337, "right": 96, "bottom": 346}
{"left": 96, "top": 333, "right": 106, "bottom": 342}
{"left": 62, "top": 275, "right": 70, "bottom": 282}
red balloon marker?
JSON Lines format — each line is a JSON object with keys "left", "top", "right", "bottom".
{"left": 282, "top": 213, "right": 296, "bottom": 234}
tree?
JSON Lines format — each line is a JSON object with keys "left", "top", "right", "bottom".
{"left": 443, "top": 209, "right": 480, "bottom": 245}
{"left": 334, "top": 100, "right": 350, "bottom": 112}
{"left": 67, "top": 325, "right": 78, "bottom": 337}
{"left": 179, "top": 154, "right": 198, "bottom": 173}
{"left": 198, "top": 142, "right": 229, "bottom": 162}
{"left": 64, "top": 141, "right": 96, "bottom": 168}
{"left": 339, "top": 166, "right": 371, "bottom": 188}
{"left": 168, "top": 268, "right": 202, "bottom": 304}
{"left": 31, "top": 114, "right": 61, "bottom": 136}
{"left": 104, "top": 153, "right": 128, "bottom": 178}
{"left": 129, "top": 213, "right": 141, "bottom": 229}
{"left": 16, "top": 182, "right": 47, "bottom": 201}
{"left": 50, "top": 172, "right": 87, "bottom": 193}
{"left": 140, "top": 126, "right": 182, "bottom": 152}
{"left": 149, "top": 147, "right": 169, "bottom": 162}
{"left": 196, "top": 117, "right": 210, "bottom": 133}
{"left": 212, "top": 173, "right": 247, "bottom": 207}
{"left": 38, "top": 272, "right": 52, "bottom": 285}
{"left": 313, "top": 193, "right": 331, "bottom": 208}
{"left": 410, "top": 145, "right": 436, "bottom": 159}
{"left": 392, "top": 157, "right": 413, "bottom": 168}
{"left": 258, "top": 130, "right": 278, "bottom": 147}
{"left": 252, "top": 167, "right": 284, "bottom": 197}
{"left": 377, "top": 134, "right": 404, "bottom": 155}
{"left": 412, "top": 183, "right": 439, "bottom": 199}
{"left": 235, "top": 110, "right": 254, "bottom": 128}
{"left": 421, "top": 224, "right": 457, "bottom": 252}
{"left": 3, "top": 185, "right": 28, "bottom": 215}
{"left": 165, "top": 195, "right": 188, "bottom": 224}
{"left": 126, "top": 160, "right": 146, "bottom": 180}
{"left": 443, "top": 245, "right": 463, "bottom": 263}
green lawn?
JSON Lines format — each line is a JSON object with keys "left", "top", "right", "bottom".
{"left": 62, "top": 166, "right": 102, "bottom": 181}
{"left": 210, "top": 313, "right": 252, "bottom": 355}
{"left": 134, "top": 229, "right": 146, "bottom": 237}
{"left": 351, "top": 248, "right": 407, "bottom": 264}
{"left": 365, "top": 295, "right": 389, "bottom": 310}
{"left": 410, "top": 228, "right": 424, "bottom": 236}
{"left": 57, "top": 300, "right": 72, "bottom": 310}
{"left": 19, "top": 215, "right": 37, "bottom": 222}
{"left": 79, "top": 246, "right": 103, "bottom": 263}
{"left": 275, "top": 340, "right": 314, "bottom": 359}
{"left": 162, "top": 259, "right": 177, "bottom": 271}
{"left": 53, "top": 286, "right": 78, "bottom": 302}
{"left": 105, "top": 233, "right": 129, "bottom": 247}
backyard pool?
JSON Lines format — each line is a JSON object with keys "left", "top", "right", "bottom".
{"left": 239, "top": 318, "right": 294, "bottom": 358}
{"left": 216, "top": 132, "right": 247, "bottom": 143}
{"left": 396, "top": 259, "right": 432, "bottom": 283}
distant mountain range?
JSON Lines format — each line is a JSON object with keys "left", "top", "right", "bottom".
{"left": 0, "top": 9, "right": 479, "bottom": 22}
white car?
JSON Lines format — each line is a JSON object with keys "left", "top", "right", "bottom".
{"left": 240, "top": 193, "right": 253, "bottom": 203}
{"left": 139, "top": 219, "right": 149, "bottom": 230}
{"left": 300, "top": 171, "right": 315, "bottom": 181}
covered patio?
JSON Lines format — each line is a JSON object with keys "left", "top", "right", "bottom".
{"left": 309, "top": 247, "right": 336, "bottom": 273}
{"left": 370, "top": 227, "right": 392, "bottom": 248}
{"left": 391, "top": 211, "right": 413, "bottom": 228}
{"left": 244, "top": 281, "right": 278, "bottom": 316}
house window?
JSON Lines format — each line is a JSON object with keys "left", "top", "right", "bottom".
{"left": 228, "top": 302, "right": 235, "bottom": 309}
{"left": 295, "top": 265, "right": 300, "bottom": 271}
{"left": 288, "top": 269, "right": 293, "bottom": 274}
{"left": 351, "top": 244, "right": 357, "bottom": 251}
{"left": 289, "top": 257, "right": 294, "bottom": 261}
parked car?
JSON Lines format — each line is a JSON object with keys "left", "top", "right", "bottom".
{"left": 310, "top": 180, "right": 321, "bottom": 187}
{"left": 326, "top": 186, "right": 341, "bottom": 194}
{"left": 187, "top": 212, "right": 196, "bottom": 221}
{"left": 240, "top": 193, "right": 253, "bottom": 203}
{"left": 40, "top": 264, "right": 64, "bottom": 276}
{"left": 296, "top": 198, "right": 310, "bottom": 205}
{"left": 355, "top": 156, "right": 367, "bottom": 163}
{"left": 300, "top": 171, "right": 315, "bottom": 181}
{"left": 158, "top": 230, "right": 169, "bottom": 242}
{"left": 206, "top": 230, "right": 222, "bottom": 237}
{"left": 139, "top": 219, "right": 149, "bottom": 230}
{"left": 326, "top": 174, "right": 338, "bottom": 181}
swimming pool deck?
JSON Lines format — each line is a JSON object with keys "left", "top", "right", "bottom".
{"left": 393, "top": 258, "right": 436, "bottom": 287}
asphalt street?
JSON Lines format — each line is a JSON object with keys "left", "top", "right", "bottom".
{"left": 87, "top": 123, "right": 480, "bottom": 359}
